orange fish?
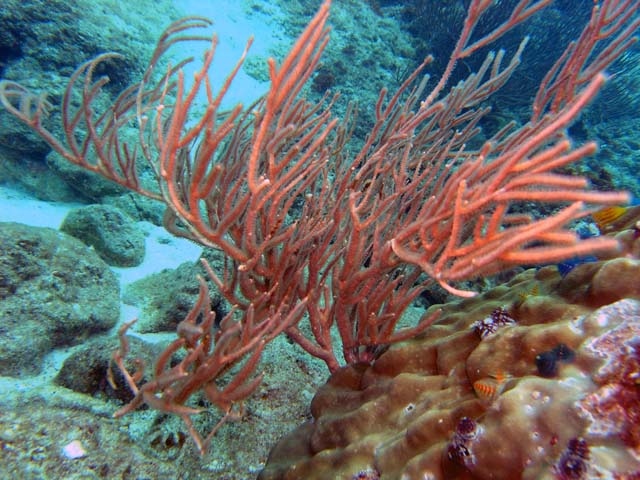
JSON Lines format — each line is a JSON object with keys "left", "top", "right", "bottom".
{"left": 592, "top": 205, "right": 627, "bottom": 231}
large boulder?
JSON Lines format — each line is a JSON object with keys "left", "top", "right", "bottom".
{"left": 0, "top": 222, "right": 119, "bottom": 376}
{"left": 60, "top": 204, "right": 145, "bottom": 267}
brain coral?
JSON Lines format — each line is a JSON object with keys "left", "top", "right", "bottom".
{"left": 260, "top": 213, "right": 640, "bottom": 479}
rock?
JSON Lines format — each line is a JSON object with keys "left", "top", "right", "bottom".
{"left": 54, "top": 336, "right": 158, "bottom": 404}
{"left": 60, "top": 204, "right": 145, "bottom": 267}
{"left": 46, "top": 151, "right": 127, "bottom": 200}
{"left": 0, "top": 222, "right": 119, "bottom": 376}
{"left": 123, "top": 260, "right": 226, "bottom": 333}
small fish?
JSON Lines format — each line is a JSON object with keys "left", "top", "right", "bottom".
{"left": 592, "top": 205, "right": 628, "bottom": 230}
{"left": 592, "top": 196, "right": 640, "bottom": 232}
{"left": 556, "top": 255, "right": 597, "bottom": 277}
{"left": 555, "top": 227, "right": 599, "bottom": 276}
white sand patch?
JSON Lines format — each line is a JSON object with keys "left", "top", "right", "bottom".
{"left": 0, "top": 184, "right": 84, "bottom": 228}
{"left": 172, "top": 0, "right": 286, "bottom": 108}
{"left": 111, "top": 221, "right": 202, "bottom": 287}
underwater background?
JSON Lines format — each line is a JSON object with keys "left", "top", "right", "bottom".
{"left": 0, "top": 0, "right": 639, "bottom": 479}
